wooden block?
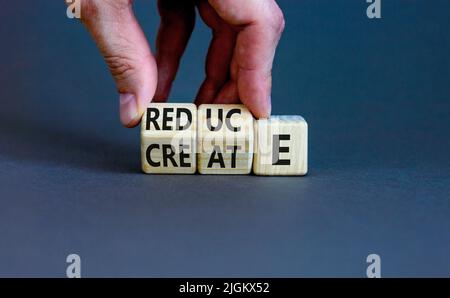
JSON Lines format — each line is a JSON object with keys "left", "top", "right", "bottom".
{"left": 197, "top": 104, "right": 254, "bottom": 174}
{"left": 253, "top": 116, "right": 308, "bottom": 176}
{"left": 141, "top": 103, "right": 197, "bottom": 174}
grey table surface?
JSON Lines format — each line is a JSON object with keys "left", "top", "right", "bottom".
{"left": 0, "top": 1, "right": 449, "bottom": 277}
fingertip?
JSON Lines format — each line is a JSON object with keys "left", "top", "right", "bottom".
{"left": 237, "top": 72, "right": 272, "bottom": 119}
{"left": 123, "top": 119, "right": 141, "bottom": 129}
{"left": 119, "top": 93, "right": 148, "bottom": 128}
{"left": 260, "top": 95, "right": 272, "bottom": 119}
{"left": 248, "top": 95, "right": 272, "bottom": 119}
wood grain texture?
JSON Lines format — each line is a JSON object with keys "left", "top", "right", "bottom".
{"left": 141, "top": 103, "right": 197, "bottom": 174}
{"left": 253, "top": 116, "right": 308, "bottom": 176}
{"left": 197, "top": 104, "right": 254, "bottom": 175}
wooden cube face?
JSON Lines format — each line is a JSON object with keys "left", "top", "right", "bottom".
{"left": 253, "top": 116, "right": 308, "bottom": 176}
{"left": 141, "top": 103, "right": 197, "bottom": 174}
{"left": 197, "top": 104, "right": 254, "bottom": 175}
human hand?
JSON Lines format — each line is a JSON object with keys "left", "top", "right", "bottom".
{"left": 73, "top": 0, "right": 285, "bottom": 127}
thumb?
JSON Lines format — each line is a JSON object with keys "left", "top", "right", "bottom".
{"left": 80, "top": 0, "right": 157, "bottom": 127}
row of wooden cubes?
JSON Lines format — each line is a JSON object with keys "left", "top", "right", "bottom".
{"left": 140, "top": 103, "right": 308, "bottom": 176}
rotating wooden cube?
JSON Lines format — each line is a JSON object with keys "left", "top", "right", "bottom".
{"left": 197, "top": 104, "right": 254, "bottom": 175}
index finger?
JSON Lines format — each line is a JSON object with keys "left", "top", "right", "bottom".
{"left": 208, "top": 0, "right": 285, "bottom": 118}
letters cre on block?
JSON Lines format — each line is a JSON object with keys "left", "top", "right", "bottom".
{"left": 140, "top": 103, "right": 197, "bottom": 174}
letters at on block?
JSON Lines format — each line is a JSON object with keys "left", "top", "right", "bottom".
{"left": 253, "top": 116, "right": 308, "bottom": 176}
{"left": 197, "top": 104, "right": 254, "bottom": 175}
{"left": 141, "top": 103, "right": 197, "bottom": 174}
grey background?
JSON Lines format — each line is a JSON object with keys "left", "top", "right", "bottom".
{"left": 0, "top": 0, "right": 449, "bottom": 277}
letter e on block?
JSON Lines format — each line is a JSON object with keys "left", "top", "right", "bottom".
{"left": 253, "top": 116, "right": 308, "bottom": 176}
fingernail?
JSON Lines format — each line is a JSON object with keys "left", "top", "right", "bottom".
{"left": 265, "top": 95, "right": 272, "bottom": 118}
{"left": 119, "top": 93, "right": 139, "bottom": 126}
